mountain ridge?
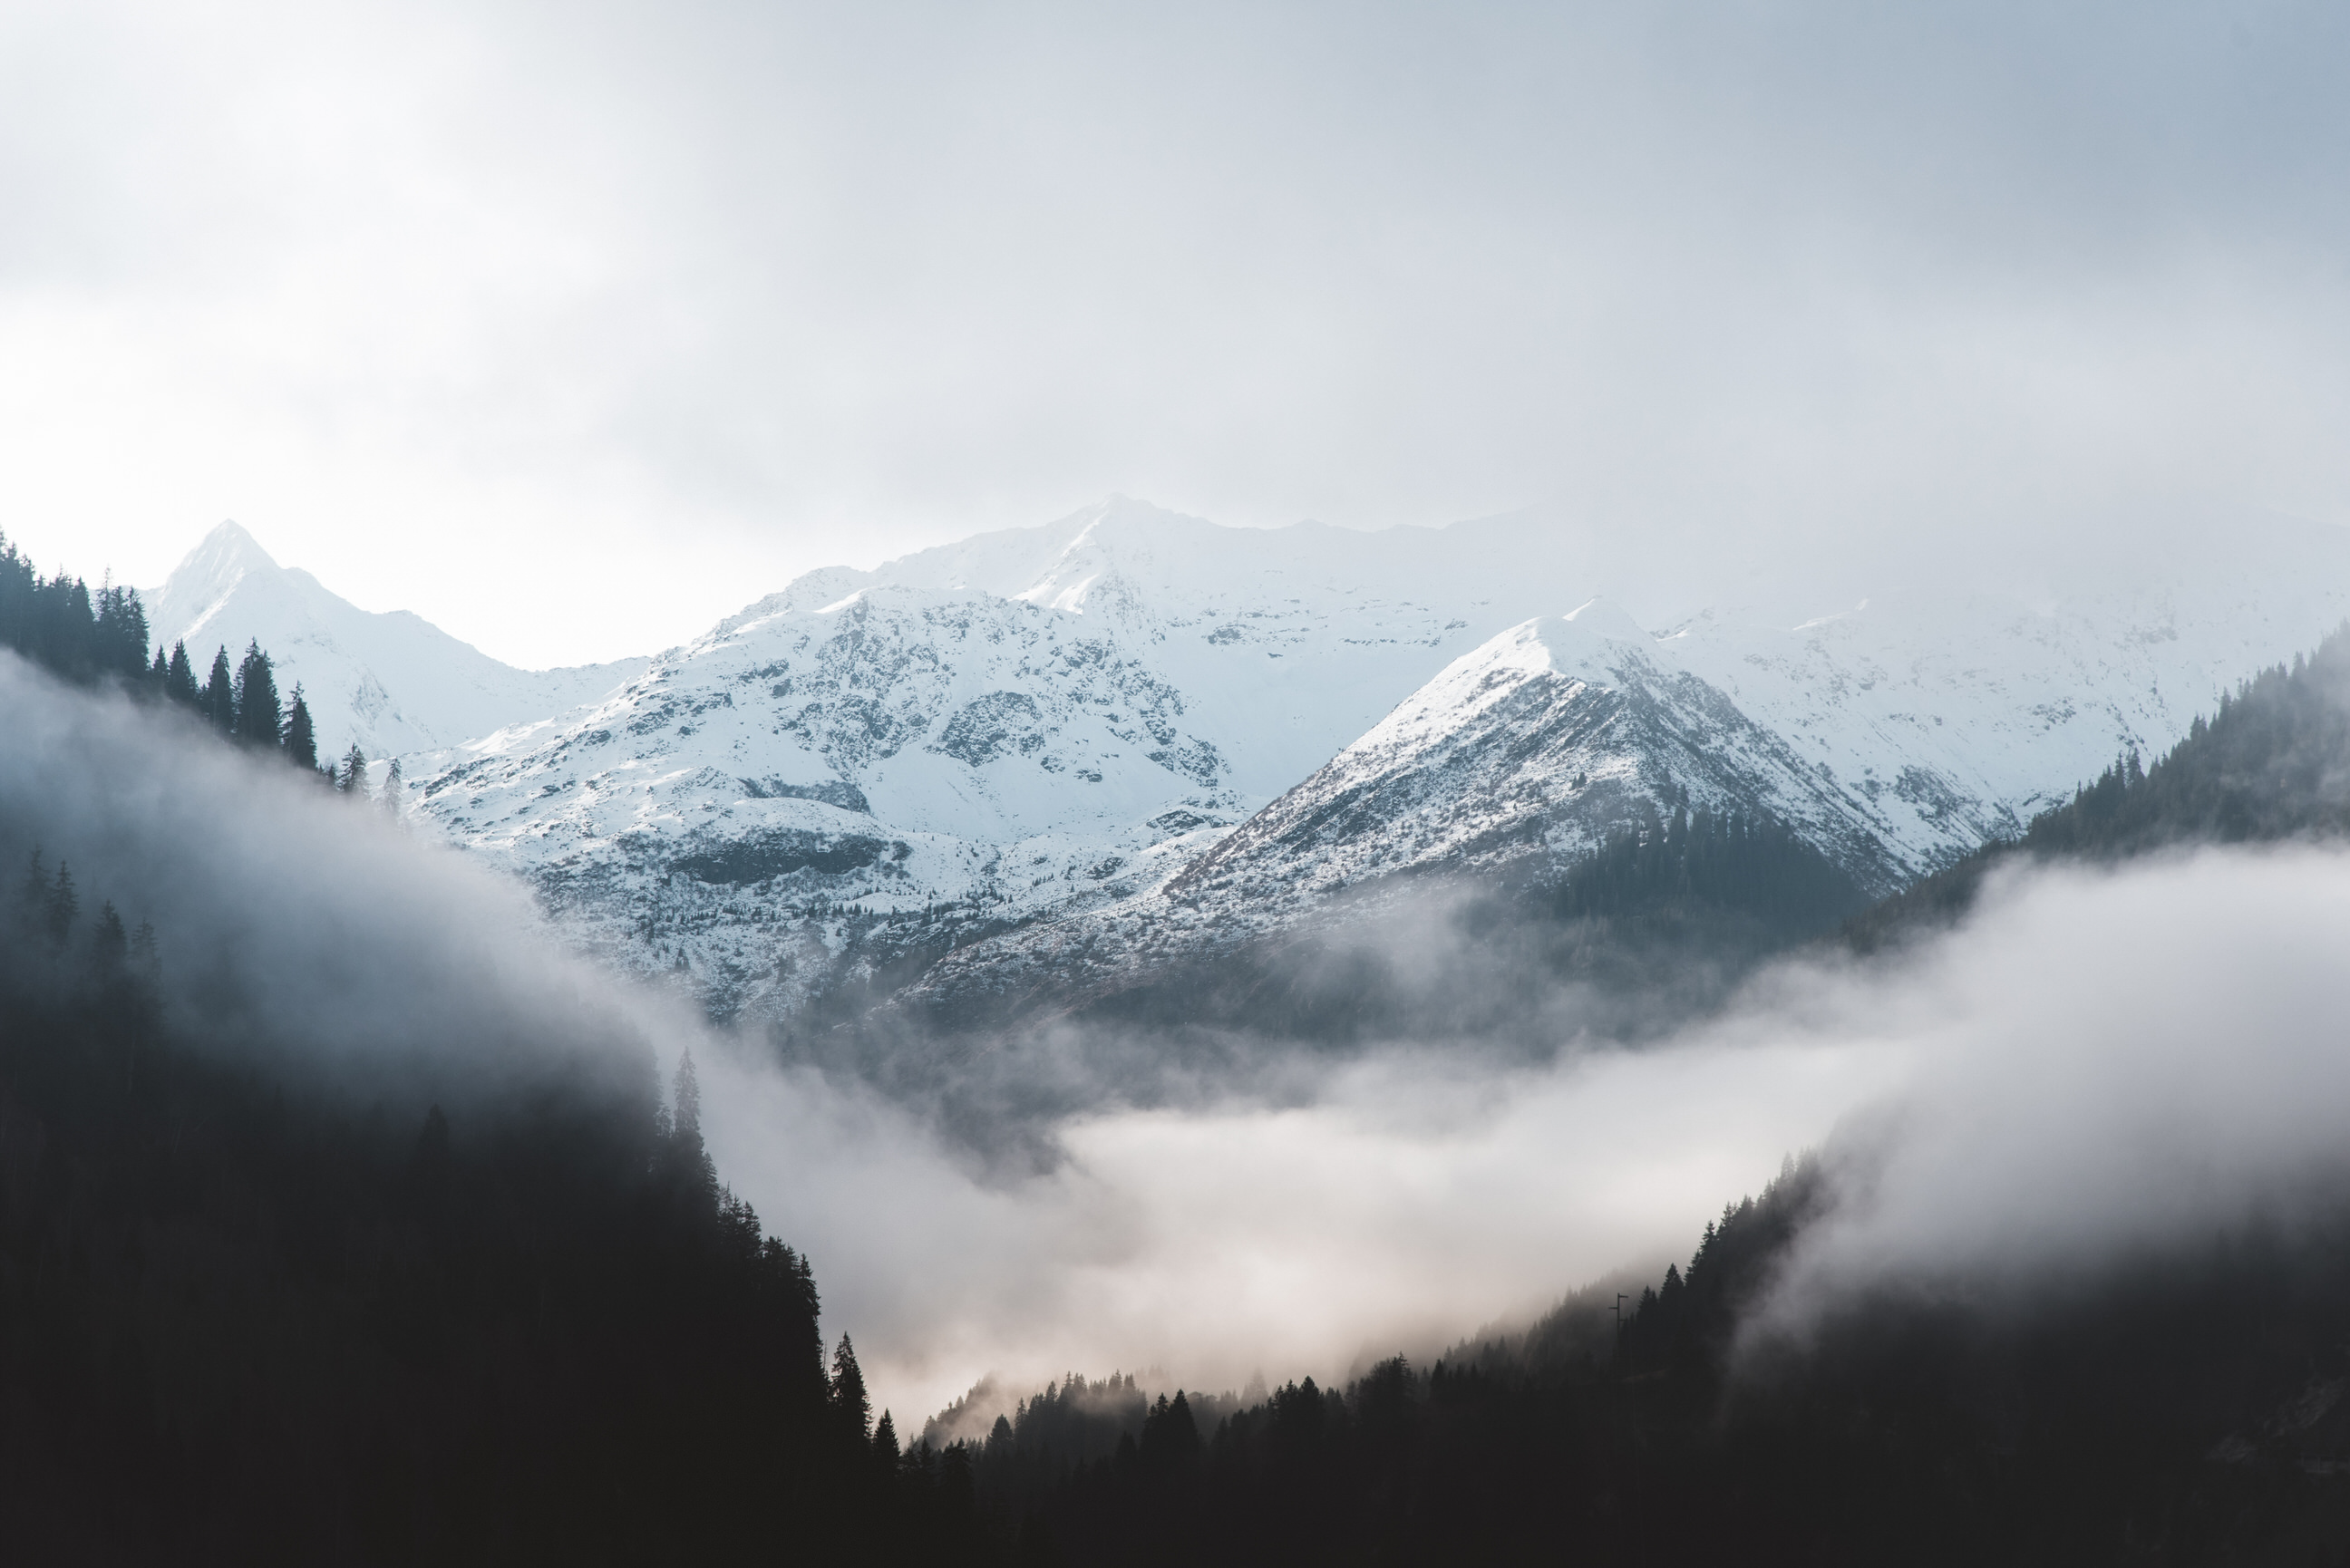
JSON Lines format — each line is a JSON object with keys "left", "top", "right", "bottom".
{"left": 393, "top": 498, "right": 2350, "bottom": 1026}
{"left": 146, "top": 520, "right": 650, "bottom": 760}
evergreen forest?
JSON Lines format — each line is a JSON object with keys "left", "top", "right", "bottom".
{"left": 0, "top": 529, "right": 367, "bottom": 789}
{"left": 954, "top": 1157, "right": 2350, "bottom": 1565}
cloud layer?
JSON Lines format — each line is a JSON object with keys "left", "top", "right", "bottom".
{"left": 8, "top": 3, "right": 2350, "bottom": 661}
{"left": 717, "top": 848, "right": 2350, "bottom": 1422}
{"left": 1745, "top": 850, "right": 2350, "bottom": 1347}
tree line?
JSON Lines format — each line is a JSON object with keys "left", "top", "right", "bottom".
{"left": 0, "top": 530, "right": 398, "bottom": 806}
{"left": 951, "top": 1149, "right": 2350, "bottom": 1564}
{"left": 1549, "top": 789, "right": 1866, "bottom": 933}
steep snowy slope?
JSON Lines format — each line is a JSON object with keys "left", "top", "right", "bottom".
{"left": 407, "top": 498, "right": 2350, "bottom": 1023}
{"left": 146, "top": 522, "right": 647, "bottom": 760}
{"left": 899, "top": 602, "right": 1911, "bottom": 1017}
{"left": 417, "top": 578, "right": 1252, "bottom": 1016}
{"left": 1166, "top": 600, "right": 1914, "bottom": 902}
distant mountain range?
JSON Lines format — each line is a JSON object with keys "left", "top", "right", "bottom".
{"left": 151, "top": 500, "right": 2350, "bottom": 1025}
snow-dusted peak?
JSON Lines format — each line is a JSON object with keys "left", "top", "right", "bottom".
{"left": 1344, "top": 602, "right": 1665, "bottom": 764}
{"left": 176, "top": 517, "right": 278, "bottom": 586}
{"left": 143, "top": 523, "right": 648, "bottom": 761}
{"left": 148, "top": 520, "right": 284, "bottom": 650}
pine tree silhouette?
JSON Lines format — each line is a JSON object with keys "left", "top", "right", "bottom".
{"left": 283, "top": 684, "right": 318, "bottom": 770}
{"left": 91, "top": 902, "right": 128, "bottom": 966}
{"left": 164, "top": 642, "right": 199, "bottom": 708}
{"left": 203, "top": 647, "right": 236, "bottom": 736}
{"left": 44, "top": 862, "right": 77, "bottom": 947}
{"left": 832, "top": 1335, "right": 872, "bottom": 1442}
{"left": 233, "top": 640, "right": 281, "bottom": 749}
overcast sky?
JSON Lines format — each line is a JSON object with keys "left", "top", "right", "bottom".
{"left": 4, "top": 1, "right": 2347, "bottom": 665}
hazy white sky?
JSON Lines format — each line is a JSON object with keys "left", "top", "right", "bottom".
{"left": 4, "top": 1, "right": 2348, "bottom": 664}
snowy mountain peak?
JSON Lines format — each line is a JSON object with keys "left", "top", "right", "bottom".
{"left": 189, "top": 518, "right": 278, "bottom": 572}
{"left": 155, "top": 520, "right": 280, "bottom": 647}
{"left": 145, "top": 526, "right": 649, "bottom": 762}
{"left": 1346, "top": 604, "right": 1665, "bottom": 765}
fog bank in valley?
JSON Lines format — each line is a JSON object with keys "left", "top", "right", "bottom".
{"left": 18, "top": 654, "right": 2350, "bottom": 1430}
{"left": 711, "top": 849, "right": 2350, "bottom": 1423}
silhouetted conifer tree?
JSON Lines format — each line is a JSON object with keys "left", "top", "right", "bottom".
{"left": 658, "top": 1050, "right": 721, "bottom": 1204}
{"left": 91, "top": 901, "right": 128, "bottom": 967}
{"left": 164, "top": 641, "right": 199, "bottom": 708}
{"left": 282, "top": 685, "right": 318, "bottom": 770}
{"left": 833, "top": 1335, "right": 873, "bottom": 1442}
{"left": 233, "top": 640, "right": 281, "bottom": 749}
{"left": 44, "top": 862, "right": 76, "bottom": 947}
{"left": 203, "top": 646, "right": 236, "bottom": 736}
{"left": 339, "top": 744, "right": 369, "bottom": 799}
{"left": 92, "top": 581, "right": 150, "bottom": 680}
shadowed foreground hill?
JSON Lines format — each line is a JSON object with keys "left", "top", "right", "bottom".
{"left": 0, "top": 645, "right": 988, "bottom": 1563}
{"left": 959, "top": 1160, "right": 2350, "bottom": 1566}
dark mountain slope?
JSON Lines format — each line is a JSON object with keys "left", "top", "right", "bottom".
{"left": 0, "top": 644, "right": 991, "bottom": 1563}
{"left": 977, "top": 1159, "right": 2350, "bottom": 1566}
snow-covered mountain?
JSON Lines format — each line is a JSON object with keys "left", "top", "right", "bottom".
{"left": 404, "top": 497, "right": 2350, "bottom": 1023}
{"left": 1164, "top": 599, "right": 1918, "bottom": 900}
{"left": 146, "top": 522, "right": 648, "bottom": 760}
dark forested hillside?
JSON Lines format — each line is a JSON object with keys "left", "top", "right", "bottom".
{"left": 0, "top": 862, "right": 995, "bottom": 1563}
{"left": 964, "top": 1158, "right": 2350, "bottom": 1566}
{"left": 1848, "top": 623, "right": 2350, "bottom": 949}
{"left": 0, "top": 529, "right": 346, "bottom": 785}
{"left": 0, "top": 532, "right": 151, "bottom": 686}
{"left": 0, "top": 630, "right": 991, "bottom": 1563}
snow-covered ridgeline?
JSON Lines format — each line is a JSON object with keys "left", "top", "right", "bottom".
{"left": 404, "top": 498, "right": 2350, "bottom": 1021}
{"left": 141, "top": 498, "right": 2350, "bottom": 1023}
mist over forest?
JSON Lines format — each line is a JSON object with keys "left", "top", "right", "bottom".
{"left": 15, "top": 528, "right": 2350, "bottom": 1562}
{"left": 15, "top": 3, "right": 2350, "bottom": 1554}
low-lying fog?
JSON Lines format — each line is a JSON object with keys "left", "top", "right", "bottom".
{"left": 702, "top": 1032, "right": 1901, "bottom": 1422}
{"left": 15, "top": 659, "right": 2350, "bottom": 1433}
{"left": 711, "top": 847, "right": 2350, "bottom": 1424}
